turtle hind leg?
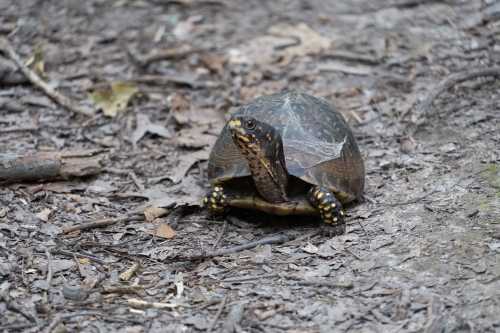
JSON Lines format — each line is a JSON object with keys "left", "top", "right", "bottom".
{"left": 307, "top": 186, "right": 346, "bottom": 236}
{"left": 203, "top": 185, "right": 229, "bottom": 216}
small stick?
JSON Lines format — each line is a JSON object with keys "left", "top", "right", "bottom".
{"left": 212, "top": 220, "right": 228, "bottom": 250}
{"left": 169, "top": 234, "right": 292, "bottom": 261}
{"left": 62, "top": 214, "right": 143, "bottom": 234}
{"left": 127, "top": 298, "right": 180, "bottom": 309}
{"left": 45, "top": 248, "right": 53, "bottom": 288}
{"left": 119, "top": 262, "right": 140, "bottom": 281}
{"left": 292, "top": 279, "right": 354, "bottom": 289}
{"left": 0, "top": 37, "right": 93, "bottom": 117}
{"left": 411, "top": 67, "right": 500, "bottom": 133}
{"left": 44, "top": 311, "right": 102, "bottom": 333}
{"left": 207, "top": 295, "right": 228, "bottom": 333}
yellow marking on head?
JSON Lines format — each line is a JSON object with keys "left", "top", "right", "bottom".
{"left": 236, "top": 134, "right": 250, "bottom": 143}
{"left": 316, "top": 192, "right": 324, "bottom": 200}
{"left": 228, "top": 119, "right": 241, "bottom": 128}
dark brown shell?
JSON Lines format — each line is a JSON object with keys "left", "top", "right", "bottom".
{"left": 207, "top": 91, "right": 364, "bottom": 203}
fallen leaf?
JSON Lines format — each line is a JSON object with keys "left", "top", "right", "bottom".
{"left": 90, "top": 82, "right": 138, "bottom": 117}
{"left": 269, "top": 23, "right": 331, "bottom": 65}
{"left": 173, "top": 126, "right": 218, "bottom": 149}
{"left": 229, "top": 23, "right": 332, "bottom": 66}
{"left": 146, "top": 175, "right": 206, "bottom": 209}
{"left": 78, "top": 258, "right": 91, "bottom": 265}
{"left": 25, "top": 44, "right": 46, "bottom": 78}
{"left": 172, "top": 107, "right": 224, "bottom": 127}
{"left": 144, "top": 206, "right": 170, "bottom": 222}
{"left": 173, "top": 16, "right": 202, "bottom": 40}
{"left": 301, "top": 243, "right": 319, "bottom": 254}
{"left": 159, "top": 149, "right": 210, "bottom": 184}
{"left": 35, "top": 208, "right": 52, "bottom": 222}
{"left": 200, "top": 53, "right": 226, "bottom": 75}
{"left": 168, "top": 92, "right": 190, "bottom": 113}
{"left": 152, "top": 223, "right": 176, "bottom": 239}
{"left": 131, "top": 113, "right": 171, "bottom": 144}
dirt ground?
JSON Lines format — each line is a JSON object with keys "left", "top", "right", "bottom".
{"left": 1, "top": 0, "right": 500, "bottom": 332}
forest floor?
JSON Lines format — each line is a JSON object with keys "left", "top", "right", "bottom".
{"left": 1, "top": 0, "right": 500, "bottom": 332}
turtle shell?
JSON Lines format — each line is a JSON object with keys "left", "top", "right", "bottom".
{"left": 207, "top": 90, "right": 364, "bottom": 203}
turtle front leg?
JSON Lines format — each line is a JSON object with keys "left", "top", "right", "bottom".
{"left": 203, "top": 184, "right": 229, "bottom": 216}
{"left": 307, "top": 186, "right": 346, "bottom": 236}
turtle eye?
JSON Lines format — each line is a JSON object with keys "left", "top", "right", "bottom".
{"left": 245, "top": 119, "right": 256, "bottom": 130}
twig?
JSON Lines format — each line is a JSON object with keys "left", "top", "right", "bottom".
{"left": 207, "top": 295, "right": 228, "bottom": 333}
{"left": 0, "top": 293, "right": 37, "bottom": 322}
{"left": 44, "top": 311, "right": 102, "bottom": 333}
{"left": 119, "top": 262, "right": 140, "bottom": 281}
{"left": 0, "top": 151, "right": 103, "bottom": 184}
{"left": 62, "top": 213, "right": 143, "bottom": 234}
{"left": 168, "top": 234, "right": 292, "bottom": 261}
{"left": 127, "top": 298, "right": 181, "bottom": 309}
{"left": 292, "top": 278, "right": 354, "bottom": 289}
{"left": 45, "top": 249, "right": 53, "bottom": 288}
{"left": 126, "top": 44, "right": 203, "bottom": 67}
{"left": 221, "top": 273, "right": 279, "bottom": 283}
{"left": 212, "top": 220, "right": 228, "bottom": 250}
{"left": 410, "top": 67, "right": 500, "bottom": 133}
{"left": 52, "top": 249, "right": 106, "bottom": 265}
{"left": 0, "top": 125, "right": 38, "bottom": 133}
{"left": 0, "top": 37, "right": 93, "bottom": 117}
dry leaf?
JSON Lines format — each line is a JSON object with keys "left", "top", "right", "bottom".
{"left": 174, "top": 125, "right": 218, "bottom": 149}
{"left": 78, "top": 258, "right": 91, "bottom": 265}
{"left": 153, "top": 223, "right": 176, "bottom": 239}
{"left": 36, "top": 208, "right": 52, "bottom": 222}
{"left": 229, "top": 23, "right": 331, "bottom": 67}
{"left": 144, "top": 206, "right": 170, "bottom": 222}
{"left": 200, "top": 53, "right": 226, "bottom": 75}
{"left": 301, "top": 243, "right": 319, "bottom": 254}
{"left": 25, "top": 44, "right": 46, "bottom": 78}
{"left": 172, "top": 107, "right": 224, "bottom": 126}
{"left": 90, "top": 82, "right": 138, "bottom": 117}
{"left": 168, "top": 92, "right": 190, "bottom": 113}
{"left": 131, "top": 113, "right": 171, "bottom": 144}
{"left": 269, "top": 23, "right": 331, "bottom": 65}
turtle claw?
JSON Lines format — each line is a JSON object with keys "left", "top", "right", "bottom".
{"left": 308, "top": 186, "right": 346, "bottom": 236}
{"left": 203, "top": 185, "right": 228, "bottom": 216}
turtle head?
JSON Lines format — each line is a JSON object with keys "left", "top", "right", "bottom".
{"left": 227, "top": 116, "right": 289, "bottom": 202}
{"left": 228, "top": 116, "right": 278, "bottom": 148}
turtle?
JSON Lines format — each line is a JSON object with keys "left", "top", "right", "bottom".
{"left": 204, "top": 90, "right": 364, "bottom": 235}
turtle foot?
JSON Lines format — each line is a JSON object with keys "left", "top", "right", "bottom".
{"left": 308, "top": 186, "right": 346, "bottom": 236}
{"left": 203, "top": 185, "right": 228, "bottom": 215}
